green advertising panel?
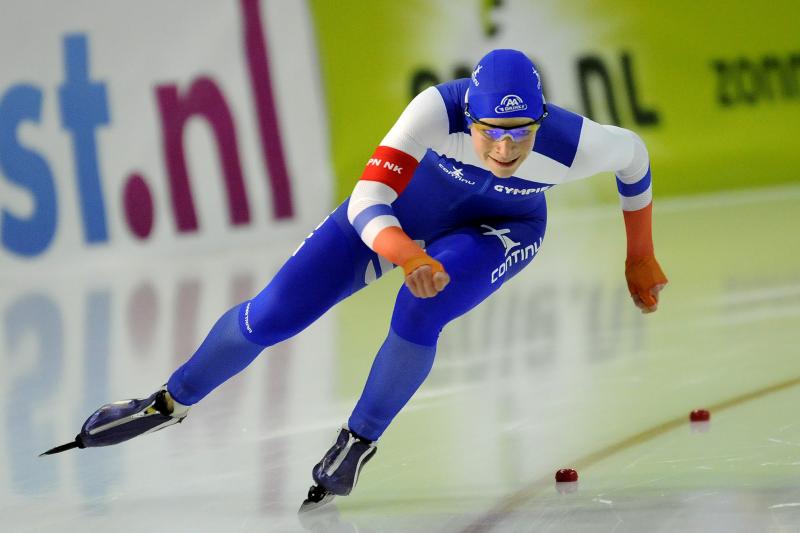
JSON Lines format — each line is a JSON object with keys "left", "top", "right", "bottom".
{"left": 307, "top": 1, "right": 800, "bottom": 503}
{"left": 309, "top": 0, "right": 800, "bottom": 204}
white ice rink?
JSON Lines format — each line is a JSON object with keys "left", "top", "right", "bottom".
{"left": 3, "top": 186, "right": 800, "bottom": 532}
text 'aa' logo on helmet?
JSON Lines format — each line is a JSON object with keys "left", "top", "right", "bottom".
{"left": 495, "top": 94, "right": 528, "bottom": 114}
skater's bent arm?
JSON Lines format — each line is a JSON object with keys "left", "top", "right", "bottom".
{"left": 569, "top": 121, "right": 668, "bottom": 313}
{"left": 347, "top": 87, "right": 452, "bottom": 296}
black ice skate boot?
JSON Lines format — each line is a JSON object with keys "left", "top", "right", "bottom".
{"left": 299, "top": 426, "right": 377, "bottom": 512}
{"left": 40, "top": 386, "right": 190, "bottom": 456}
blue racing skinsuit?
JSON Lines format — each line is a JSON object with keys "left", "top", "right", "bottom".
{"left": 167, "top": 78, "right": 653, "bottom": 441}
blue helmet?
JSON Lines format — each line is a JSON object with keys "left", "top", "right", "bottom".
{"left": 466, "top": 49, "right": 546, "bottom": 121}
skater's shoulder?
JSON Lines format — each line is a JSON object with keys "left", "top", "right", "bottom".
{"left": 531, "top": 103, "right": 585, "bottom": 168}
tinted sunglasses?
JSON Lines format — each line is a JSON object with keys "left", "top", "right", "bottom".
{"left": 465, "top": 103, "right": 548, "bottom": 142}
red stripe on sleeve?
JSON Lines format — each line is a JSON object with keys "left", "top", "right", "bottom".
{"left": 360, "top": 146, "right": 419, "bottom": 195}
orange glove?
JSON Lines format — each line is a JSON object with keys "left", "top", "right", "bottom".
{"left": 402, "top": 254, "right": 450, "bottom": 298}
{"left": 625, "top": 255, "right": 668, "bottom": 313}
{"left": 622, "top": 203, "right": 667, "bottom": 313}
{"left": 401, "top": 254, "right": 444, "bottom": 276}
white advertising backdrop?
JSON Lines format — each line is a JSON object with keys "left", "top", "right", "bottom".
{"left": 0, "top": 0, "right": 333, "bottom": 273}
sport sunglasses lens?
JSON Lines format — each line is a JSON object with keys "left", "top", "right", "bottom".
{"left": 482, "top": 126, "right": 536, "bottom": 142}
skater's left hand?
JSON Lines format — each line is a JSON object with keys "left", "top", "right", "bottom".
{"left": 625, "top": 255, "right": 667, "bottom": 314}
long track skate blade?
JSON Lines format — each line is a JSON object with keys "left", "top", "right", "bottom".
{"left": 39, "top": 439, "right": 82, "bottom": 457}
{"left": 298, "top": 489, "right": 335, "bottom": 513}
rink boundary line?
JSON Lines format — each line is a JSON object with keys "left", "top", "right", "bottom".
{"left": 459, "top": 373, "right": 800, "bottom": 533}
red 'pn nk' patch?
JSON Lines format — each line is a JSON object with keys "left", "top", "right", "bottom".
{"left": 360, "top": 146, "right": 419, "bottom": 195}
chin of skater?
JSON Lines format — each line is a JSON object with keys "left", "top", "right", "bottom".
{"left": 42, "top": 48, "right": 667, "bottom": 512}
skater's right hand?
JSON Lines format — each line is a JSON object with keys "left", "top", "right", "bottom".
{"left": 402, "top": 255, "right": 450, "bottom": 298}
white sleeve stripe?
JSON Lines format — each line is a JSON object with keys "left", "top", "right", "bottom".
{"left": 616, "top": 163, "right": 650, "bottom": 184}
{"left": 347, "top": 181, "right": 398, "bottom": 224}
{"left": 360, "top": 215, "right": 401, "bottom": 248}
{"left": 620, "top": 187, "right": 652, "bottom": 211}
{"left": 617, "top": 161, "right": 650, "bottom": 183}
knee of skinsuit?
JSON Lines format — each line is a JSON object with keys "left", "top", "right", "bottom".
{"left": 389, "top": 289, "right": 446, "bottom": 347}
{"left": 238, "top": 297, "right": 297, "bottom": 347}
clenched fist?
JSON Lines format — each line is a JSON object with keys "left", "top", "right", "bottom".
{"left": 625, "top": 255, "right": 668, "bottom": 313}
{"left": 402, "top": 255, "right": 450, "bottom": 298}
